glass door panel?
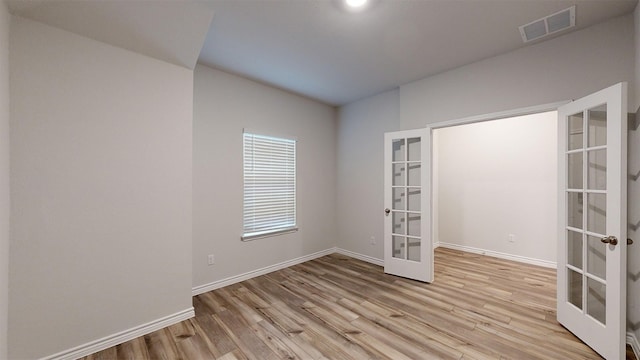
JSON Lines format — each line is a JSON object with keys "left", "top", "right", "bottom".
{"left": 392, "top": 188, "right": 405, "bottom": 210}
{"left": 407, "top": 213, "right": 421, "bottom": 237}
{"left": 568, "top": 113, "right": 584, "bottom": 150}
{"left": 392, "top": 236, "right": 406, "bottom": 259}
{"left": 568, "top": 269, "right": 583, "bottom": 309}
{"left": 392, "top": 139, "right": 405, "bottom": 161}
{"left": 392, "top": 212, "right": 405, "bottom": 235}
{"left": 587, "top": 278, "right": 606, "bottom": 325}
{"left": 568, "top": 153, "right": 583, "bottom": 189}
{"left": 586, "top": 193, "right": 606, "bottom": 235}
{"left": 587, "top": 104, "right": 607, "bottom": 147}
{"left": 587, "top": 149, "right": 606, "bottom": 190}
{"left": 392, "top": 164, "right": 405, "bottom": 186}
{"left": 567, "top": 192, "right": 583, "bottom": 229}
{"left": 586, "top": 234, "right": 606, "bottom": 279}
{"left": 407, "top": 239, "right": 421, "bottom": 262}
{"left": 407, "top": 137, "right": 421, "bottom": 161}
{"left": 567, "top": 230, "right": 583, "bottom": 269}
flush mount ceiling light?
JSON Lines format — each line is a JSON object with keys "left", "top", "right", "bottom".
{"left": 345, "top": 0, "right": 368, "bottom": 9}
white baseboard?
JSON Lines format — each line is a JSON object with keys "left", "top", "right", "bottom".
{"left": 40, "top": 307, "right": 194, "bottom": 360}
{"left": 192, "top": 247, "right": 336, "bottom": 296}
{"left": 437, "top": 242, "right": 557, "bottom": 269}
{"left": 628, "top": 332, "right": 640, "bottom": 360}
{"left": 335, "top": 248, "right": 384, "bottom": 266}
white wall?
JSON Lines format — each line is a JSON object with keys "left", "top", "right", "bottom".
{"left": 435, "top": 112, "right": 557, "bottom": 263}
{"left": 192, "top": 64, "right": 337, "bottom": 290}
{"left": 9, "top": 17, "right": 194, "bottom": 359}
{"left": 0, "top": 2, "right": 9, "bottom": 359}
{"left": 336, "top": 90, "right": 400, "bottom": 260}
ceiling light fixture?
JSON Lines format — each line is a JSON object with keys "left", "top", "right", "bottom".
{"left": 345, "top": 0, "right": 368, "bottom": 8}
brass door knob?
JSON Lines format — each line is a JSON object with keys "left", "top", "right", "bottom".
{"left": 601, "top": 236, "right": 618, "bottom": 246}
{"left": 628, "top": 238, "right": 634, "bottom": 245}
{"left": 384, "top": 208, "right": 391, "bottom": 215}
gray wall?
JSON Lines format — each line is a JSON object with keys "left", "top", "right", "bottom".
{"left": 9, "top": 17, "right": 194, "bottom": 359}
{"left": 192, "top": 64, "right": 337, "bottom": 290}
{"left": 337, "top": 13, "right": 638, "bottom": 337}
{"left": 336, "top": 90, "right": 400, "bottom": 261}
{"left": 0, "top": 2, "right": 9, "bottom": 359}
{"left": 400, "top": 14, "right": 635, "bottom": 129}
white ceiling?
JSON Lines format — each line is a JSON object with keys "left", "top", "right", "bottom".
{"left": 7, "top": 0, "right": 638, "bottom": 106}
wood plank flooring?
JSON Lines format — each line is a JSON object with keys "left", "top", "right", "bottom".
{"left": 82, "top": 248, "right": 637, "bottom": 360}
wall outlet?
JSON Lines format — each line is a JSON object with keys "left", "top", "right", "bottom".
{"left": 508, "top": 234, "right": 515, "bottom": 243}
{"left": 207, "top": 254, "right": 215, "bottom": 265}
{"left": 370, "top": 236, "right": 376, "bottom": 245}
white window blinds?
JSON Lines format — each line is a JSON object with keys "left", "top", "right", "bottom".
{"left": 242, "top": 132, "right": 297, "bottom": 240}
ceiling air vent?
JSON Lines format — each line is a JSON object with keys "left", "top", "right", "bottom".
{"left": 519, "top": 6, "right": 575, "bottom": 43}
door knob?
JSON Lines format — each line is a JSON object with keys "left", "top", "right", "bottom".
{"left": 384, "top": 208, "right": 390, "bottom": 215}
{"left": 601, "top": 236, "right": 618, "bottom": 246}
{"left": 629, "top": 238, "right": 634, "bottom": 245}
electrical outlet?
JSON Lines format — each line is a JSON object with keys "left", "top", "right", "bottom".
{"left": 508, "top": 234, "right": 515, "bottom": 243}
{"left": 208, "top": 254, "right": 215, "bottom": 265}
{"left": 370, "top": 236, "right": 376, "bottom": 245}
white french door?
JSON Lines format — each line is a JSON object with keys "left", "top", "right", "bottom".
{"left": 557, "top": 82, "right": 628, "bottom": 359}
{"left": 383, "top": 128, "right": 433, "bottom": 283}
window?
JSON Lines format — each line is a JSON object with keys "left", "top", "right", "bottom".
{"left": 242, "top": 131, "right": 297, "bottom": 240}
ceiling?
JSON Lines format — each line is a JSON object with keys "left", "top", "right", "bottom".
{"left": 7, "top": 0, "right": 639, "bottom": 106}
{"left": 6, "top": 0, "right": 215, "bottom": 70}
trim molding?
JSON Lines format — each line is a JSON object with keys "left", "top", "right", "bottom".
{"left": 335, "top": 248, "right": 384, "bottom": 266}
{"left": 437, "top": 242, "right": 557, "bottom": 269}
{"left": 40, "top": 308, "right": 194, "bottom": 360}
{"left": 425, "top": 101, "right": 568, "bottom": 130}
{"left": 192, "top": 247, "right": 336, "bottom": 296}
{"left": 628, "top": 332, "right": 640, "bottom": 360}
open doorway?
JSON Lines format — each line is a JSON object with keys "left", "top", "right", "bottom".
{"left": 432, "top": 111, "right": 559, "bottom": 268}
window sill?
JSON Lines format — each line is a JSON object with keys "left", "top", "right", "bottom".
{"left": 241, "top": 227, "right": 298, "bottom": 241}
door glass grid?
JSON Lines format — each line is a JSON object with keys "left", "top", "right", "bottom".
{"left": 391, "top": 137, "right": 422, "bottom": 262}
{"left": 565, "top": 106, "right": 607, "bottom": 326}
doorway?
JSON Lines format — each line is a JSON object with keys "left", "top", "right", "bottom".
{"left": 432, "top": 111, "right": 559, "bottom": 267}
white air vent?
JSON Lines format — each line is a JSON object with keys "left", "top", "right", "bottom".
{"left": 519, "top": 6, "right": 575, "bottom": 43}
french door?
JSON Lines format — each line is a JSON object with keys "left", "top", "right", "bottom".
{"left": 383, "top": 128, "right": 433, "bottom": 283}
{"left": 557, "top": 82, "right": 628, "bottom": 359}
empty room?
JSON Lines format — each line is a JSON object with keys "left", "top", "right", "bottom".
{"left": 1, "top": 0, "right": 640, "bottom": 359}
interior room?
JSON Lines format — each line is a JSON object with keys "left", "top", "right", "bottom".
{"left": 433, "top": 112, "right": 558, "bottom": 267}
{"left": 1, "top": 0, "right": 640, "bottom": 359}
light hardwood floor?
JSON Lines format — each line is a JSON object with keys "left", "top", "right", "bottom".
{"left": 82, "top": 248, "right": 637, "bottom": 360}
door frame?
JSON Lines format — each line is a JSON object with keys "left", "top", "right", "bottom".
{"left": 425, "top": 101, "right": 567, "bottom": 248}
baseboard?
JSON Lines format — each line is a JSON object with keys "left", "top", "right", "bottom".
{"left": 335, "top": 248, "right": 384, "bottom": 266}
{"left": 438, "top": 242, "right": 557, "bottom": 269}
{"left": 628, "top": 332, "right": 640, "bottom": 360}
{"left": 40, "top": 307, "right": 194, "bottom": 360}
{"left": 192, "top": 247, "right": 336, "bottom": 296}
